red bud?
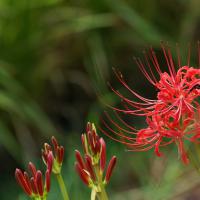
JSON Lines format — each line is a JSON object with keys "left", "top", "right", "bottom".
{"left": 85, "top": 155, "right": 96, "bottom": 181}
{"left": 28, "top": 162, "right": 37, "bottom": 178}
{"left": 30, "top": 177, "right": 38, "bottom": 194}
{"left": 47, "top": 152, "right": 53, "bottom": 173}
{"left": 75, "top": 150, "right": 85, "bottom": 169}
{"left": 94, "top": 137, "right": 100, "bottom": 153}
{"left": 88, "top": 131, "right": 95, "bottom": 153}
{"left": 36, "top": 171, "right": 43, "bottom": 196}
{"left": 51, "top": 136, "right": 58, "bottom": 151}
{"left": 58, "top": 146, "right": 64, "bottom": 164}
{"left": 99, "top": 138, "right": 106, "bottom": 172}
{"left": 105, "top": 156, "right": 117, "bottom": 183}
{"left": 81, "top": 134, "right": 87, "bottom": 153}
{"left": 23, "top": 172, "right": 31, "bottom": 192}
{"left": 45, "top": 170, "right": 51, "bottom": 192}
{"left": 75, "top": 162, "right": 90, "bottom": 186}
{"left": 15, "top": 169, "right": 32, "bottom": 196}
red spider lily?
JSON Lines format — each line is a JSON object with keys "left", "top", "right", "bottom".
{"left": 102, "top": 43, "right": 200, "bottom": 164}
{"left": 15, "top": 162, "right": 51, "bottom": 199}
{"left": 132, "top": 110, "right": 199, "bottom": 164}
{"left": 42, "top": 136, "right": 64, "bottom": 174}
{"left": 108, "top": 47, "right": 200, "bottom": 119}
{"left": 75, "top": 122, "right": 117, "bottom": 188}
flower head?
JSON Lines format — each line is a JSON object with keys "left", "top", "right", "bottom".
{"left": 102, "top": 43, "right": 200, "bottom": 164}
{"left": 15, "top": 162, "right": 51, "bottom": 199}
{"left": 81, "top": 122, "right": 101, "bottom": 165}
{"left": 42, "top": 136, "right": 64, "bottom": 174}
{"left": 75, "top": 122, "right": 117, "bottom": 189}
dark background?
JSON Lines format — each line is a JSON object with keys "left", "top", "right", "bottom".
{"left": 0, "top": 0, "right": 200, "bottom": 199}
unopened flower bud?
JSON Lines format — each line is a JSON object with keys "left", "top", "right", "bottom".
{"left": 105, "top": 156, "right": 117, "bottom": 184}
{"left": 99, "top": 138, "right": 106, "bottom": 172}
{"left": 15, "top": 169, "right": 32, "bottom": 196}
{"left": 45, "top": 170, "right": 51, "bottom": 192}
{"left": 75, "top": 150, "right": 85, "bottom": 169}
{"left": 36, "top": 170, "right": 43, "bottom": 196}
{"left": 75, "top": 162, "right": 91, "bottom": 186}
{"left": 85, "top": 155, "right": 96, "bottom": 181}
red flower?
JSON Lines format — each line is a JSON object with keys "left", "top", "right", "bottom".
{"left": 102, "top": 43, "right": 200, "bottom": 164}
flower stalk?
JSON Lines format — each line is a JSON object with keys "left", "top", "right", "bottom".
{"left": 56, "top": 173, "right": 70, "bottom": 200}
{"left": 94, "top": 165, "right": 108, "bottom": 200}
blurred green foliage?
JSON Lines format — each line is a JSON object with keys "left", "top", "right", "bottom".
{"left": 0, "top": 0, "right": 200, "bottom": 199}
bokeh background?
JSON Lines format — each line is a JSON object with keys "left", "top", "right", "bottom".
{"left": 1, "top": 0, "right": 200, "bottom": 199}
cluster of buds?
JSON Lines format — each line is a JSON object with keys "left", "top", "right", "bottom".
{"left": 42, "top": 136, "right": 64, "bottom": 174}
{"left": 75, "top": 122, "right": 117, "bottom": 194}
{"left": 15, "top": 130, "right": 117, "bottom": 199}
{"left": 102, "top": 43, "right": 200, "bottom": 164}
{"left": 15, "top": 162, "right": 51, "bottom": 200}
{"left": 15, "top": 136, "right": 66, "bottom": 199}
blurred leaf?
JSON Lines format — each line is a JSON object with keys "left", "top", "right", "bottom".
{"left": 0, "top": 121, "right": 20, "bottom": 161}
{"left": 105, "top": 0, "right": 168, "bottom": 44}
{"left": 45, "top": 12, "right": 117, "bottom": 40}
{"left": 85, "top": 33, "right": 110, "bottom": 93}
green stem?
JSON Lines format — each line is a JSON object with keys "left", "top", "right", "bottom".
{"left": 33, "top": 196, "right": 42, "bottom": 200}
{"left": 56, "top": 173, "right": 70, "bottom": 200}
{"left": 94, "top": 165, "right": 109, "bottom": 200}
{"left": 99, "top": 184, "right": 108, "bottom": 200}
